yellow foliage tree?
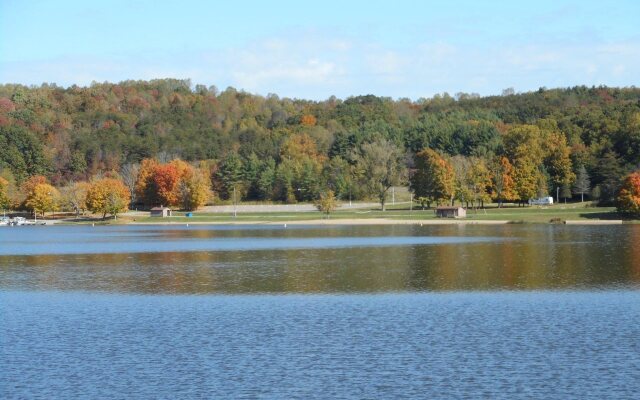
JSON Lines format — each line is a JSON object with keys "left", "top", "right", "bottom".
{"left": 178, "top": 167, "right": 211, "bottom": 211}
{"left": 503, "top": 125, "right": 545, "bottom": 205}
{"left": 410, "top": 148, "right": 455, "bottom": 207}
{"left": 0, "top": 177, "right": 11, "bottom": 211}
{"left": 469, "top": 157, "right": 492, "bottom": 208}
{"left": 280, "top": 133, "right": 325, "bottom": 163}
{"left": 85, "top": 178, "right": 131, "bottom": 219}
{"left": 315, "top": 190, "right": 339, "bottom": 218}
{"left": 545, "top": 131, "right": 576, "bottom": 192}
{"left": 25, "top": 183, "right": 60, "bottom": 217}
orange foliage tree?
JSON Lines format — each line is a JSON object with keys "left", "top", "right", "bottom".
{"left": 135, "top": 158, "right": 211, "bottom": 209}
{"left": 617, "top": 171, "right": 640, "bottom": 216}
{"left": 135, "top": 158, "right": 159, "bottom": 205}
{"left": 20, "top": 175, "right": 47, "bottom": 197}
{"left": 150, "top": 163, "right": 181, "bottom": 206}
{"left": 300, "top": 114, "right": 317, "bottom": 126}
{"left": 492, "top": 156, "right": 517, "bottom": 207}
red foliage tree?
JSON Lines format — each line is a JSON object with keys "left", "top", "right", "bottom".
{"left": 150, "top": 164, "right": 180, "bottom": 207}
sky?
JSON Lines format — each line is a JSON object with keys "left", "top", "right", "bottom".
{"left": 1, "top": 0, "right": 639, "bottom": 100}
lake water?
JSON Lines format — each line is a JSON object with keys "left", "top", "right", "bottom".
{"left": 1, "top": 224, "right": 639, "bottom": 398}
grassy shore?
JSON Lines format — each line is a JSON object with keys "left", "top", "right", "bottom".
{"left": 105, "top": 202, "right": 635, "bottom": 225}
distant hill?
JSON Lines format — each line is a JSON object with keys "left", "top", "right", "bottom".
{"left": 1, "top": 80, "right": 639, "bottom": 204}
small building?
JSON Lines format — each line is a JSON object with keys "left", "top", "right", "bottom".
{"left": 435, "top": 206, "right": 466, "bottom": 218}
{"left": 528, "top": 196, "right": 554, "bottom": 205}
{"left": 150, "top": 207, "right": 172, "bottom": 218}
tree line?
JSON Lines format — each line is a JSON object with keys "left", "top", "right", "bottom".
{"left": 1, "top": 80, "right": 640, "bottom": 216}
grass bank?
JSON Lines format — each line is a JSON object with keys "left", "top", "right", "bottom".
{"left": 110, "top": 203, "right": 634, "bottom": 225}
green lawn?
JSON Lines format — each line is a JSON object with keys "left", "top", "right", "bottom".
{"left": 120, "top": 203, "right": 632, "bottom": 224}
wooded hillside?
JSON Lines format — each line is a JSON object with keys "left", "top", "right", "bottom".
{"left": 1, "top": 80, "right": 639, "bottom": 207}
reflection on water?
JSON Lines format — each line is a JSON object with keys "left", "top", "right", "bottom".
{"left": 1, "top": 224, "right": 638, "bottom": 294}
{"left": 2, "top": 225, "right": 639, "bottom": 399}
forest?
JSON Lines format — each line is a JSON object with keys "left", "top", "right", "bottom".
{"left": 1, "top": 79, "right": 639, "bottom": 214}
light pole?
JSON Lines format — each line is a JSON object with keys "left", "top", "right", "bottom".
{"left": 233, "top": 186, "right": 237, "bottom": 218}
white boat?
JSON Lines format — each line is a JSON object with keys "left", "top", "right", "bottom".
{"left": 11, "top": 217, "right": 27, "bottom": 226}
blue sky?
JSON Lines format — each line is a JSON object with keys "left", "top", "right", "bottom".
{"left": 1, "top": 0, "right": 639, "bottom": 99}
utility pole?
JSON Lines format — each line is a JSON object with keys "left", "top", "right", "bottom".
{"left": 556, "top": 186, "right": 559, "bottom": 204}
{"left": 392, "top": 187, "right": 395, "bottom": 205}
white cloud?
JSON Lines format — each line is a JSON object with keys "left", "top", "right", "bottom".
{"left": 2, "top": 33, "right": 639, "bottom": 100}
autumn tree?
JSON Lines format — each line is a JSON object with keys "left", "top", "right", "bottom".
{"left": 148, "top": 163, "right": 181, "bottom": 206}
{"left": 25, "top": 183, "right": 60, "bottom": 218}
{"left": 491, "top": 156, "right": 517, "bottom": 207}
{"left": 469, "top": 158, "right": 492, "bottom": 208}
{"left": 280, "top": 133, "right": 324, "bottom": 163}
{"left": 617, "top": 171, "right": 640, "bottom": 216}
{"left": 503, "top": 125, "right": 545, "bottom": 205}
{"left": 0, "top": 176, "right": 11, "bottom": 212}
{"left": 178, "top": 166, "right": 210, "bottom": 210}
{"left": 85, "top": 178, "right": 131, "bottom": 219}
{"left": 300, "top": 114, "right": 317, "bottom": 126}
{"left": 544, "top": 132, "right": 575, "bottom": 201}
{"left": 135, "top": 158, "right": 159, "bottom": 207}
{"left": 410, "top": 148, "right": 454, "bottom": 207}
{"left": 315, "top": 190, "right": 338, "bottom": 218}
{"left": 135, "top": 158, "right": 210, "bottom": 209}
{"left": 20, "top": 175, "right": 47, "bottom": 198}
{"left": 278, "top": 134, "right": 326, "bottom": 201}
{"left": 353, "top": 140, "right": 406, "bottom": 211}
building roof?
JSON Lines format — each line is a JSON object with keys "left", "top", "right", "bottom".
{"left": 150, "top": 206, "right": 171, "bottom": 211}
{"left": 436, "top": 206, "right": 464, "bottom": 210}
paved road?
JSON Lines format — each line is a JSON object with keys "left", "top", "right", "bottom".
{"left": 199, "top": 202, "right": 404, "bottom": 213}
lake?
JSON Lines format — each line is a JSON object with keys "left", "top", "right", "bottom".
{"left": 1, "top": 224, "right": 639, "bottom": 398}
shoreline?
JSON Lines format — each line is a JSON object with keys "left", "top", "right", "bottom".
{"left": 125, "top": 218, "right": 512, "bottom": 226}
{"left": 111, "top": 218, "right": 627, "bottom": 226}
